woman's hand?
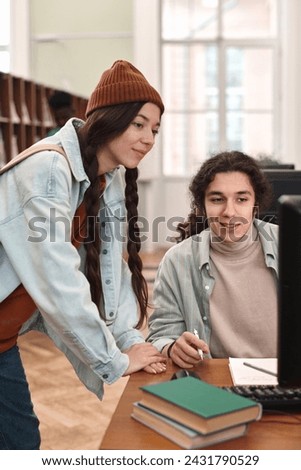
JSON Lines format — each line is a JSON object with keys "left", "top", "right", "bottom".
{"left": 143, "top": 362, "right": 167, "bottom": 374}
{"left": 168, "top": 331, "right": 209, "bottom": 368}
{"left": 122, "top": 343, "right": 166, "bottom": 376}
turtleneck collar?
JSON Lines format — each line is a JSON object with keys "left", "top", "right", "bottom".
{"left": 210, "top": 221, "right": 259, "bottom": 256}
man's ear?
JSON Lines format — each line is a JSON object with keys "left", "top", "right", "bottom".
{"left": 253, "top": 204, "right": 259, "bottom": 217}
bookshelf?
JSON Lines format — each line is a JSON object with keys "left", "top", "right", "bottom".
{"left": 0, "top": 72, "right": 88, "bottom": 165}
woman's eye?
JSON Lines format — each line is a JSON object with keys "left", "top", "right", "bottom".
{"left": 132, "top": 121, "right": 143, "bottom": 129}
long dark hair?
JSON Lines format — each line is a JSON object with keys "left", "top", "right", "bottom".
{"left": 76, "top": 102, "right": 153, "bottom": 328}
{"left": 177, "top": 150, "right": 273, "bottom": 242}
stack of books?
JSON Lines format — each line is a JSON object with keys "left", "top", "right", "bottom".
{"left": 131, "top": 376, "right": 262, "bottom": 449}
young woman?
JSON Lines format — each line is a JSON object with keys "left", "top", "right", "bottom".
{"left": 147, "top": 151, "right": 278, "bottom": 368}
{"left": 0, "top": 60, "right": 166, "bottom": 449}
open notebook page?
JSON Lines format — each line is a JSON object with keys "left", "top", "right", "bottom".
{"left": 229, "top": 358, "right": 278, "bottom": 385}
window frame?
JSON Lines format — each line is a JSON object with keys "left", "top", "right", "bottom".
{"left": 159, "top": 0, "right": 281, "bottom": 176}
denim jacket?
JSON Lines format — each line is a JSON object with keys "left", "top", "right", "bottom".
{"left": 0, "top": 118, "right": 144, "bottom": 398}
{"left": 147, "top": 220, "right": 279, "bottom": 355}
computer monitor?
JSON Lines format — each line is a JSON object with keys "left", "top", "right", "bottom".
{"left": 277, "top": 195, "right": 301, "bottom": 387}
{"left": 259, "top": 169, "right": 301, "bottom": 224}
{"left": 259, "top": 163, "right": 295, "bottom": 170}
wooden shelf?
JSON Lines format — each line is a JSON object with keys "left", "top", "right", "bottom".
{"left": 0, "top": 72, "right": 88, "bottom": 163}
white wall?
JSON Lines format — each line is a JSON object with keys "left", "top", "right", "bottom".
{"left": 10, "top": 0, "right": 30, "bottom": 77}
{"left": 29, "top": 0, "right": 134, "bottom": 96}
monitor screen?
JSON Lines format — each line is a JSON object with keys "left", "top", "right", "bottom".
{"left": 259, "top": 163, "right": 295, "bottom": 170}
{"left": 259, "top": 169, "right": 301, "bottom": 224}
{"left": 277, "top": 195, "right": 301, "bottom": 387}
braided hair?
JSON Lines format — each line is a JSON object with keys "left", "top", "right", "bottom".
{"left": 177, "top": 150, "right": 273, "bottom": 242}
{"left": 124, "top": 167, "right": 148, "bottom": 328}
{"left": 76, "top": 102, "right": 152, "bottom": 328}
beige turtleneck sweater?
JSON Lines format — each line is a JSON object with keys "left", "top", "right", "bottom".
{"left": 209, "top": 225, "right": 277, "bottom": 358}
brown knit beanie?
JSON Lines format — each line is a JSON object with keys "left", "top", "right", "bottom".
{"left": 86, "top": 60, "right": 164, "bottom": 117}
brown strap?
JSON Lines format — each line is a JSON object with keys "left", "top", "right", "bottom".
{"left": 0, "top": 144, "right": 68, "bottom": 175}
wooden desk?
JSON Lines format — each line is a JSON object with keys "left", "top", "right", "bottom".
{"left": 100, "top": 359, "right": 301, "bottom": 450}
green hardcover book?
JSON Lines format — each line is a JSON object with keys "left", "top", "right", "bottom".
{"left": 132, "top": 402, "right": 248, "bottom": 449}
{"left": 140, "top": 376, "right": 262, "bottom": 434}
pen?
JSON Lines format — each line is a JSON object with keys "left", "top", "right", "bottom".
{"left": 243, "top": 362, "right": 277, "bottom": 377}
{"left": 193, "top": 329, "right": 204, "bottom": 360}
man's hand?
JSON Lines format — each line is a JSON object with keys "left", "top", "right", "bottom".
{"left": 167, "top": 331, "right": 209, "bottom": 368}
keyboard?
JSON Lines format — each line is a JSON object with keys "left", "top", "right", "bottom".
{"left": 221, "top": 385, "right": 301, "bottom": 410}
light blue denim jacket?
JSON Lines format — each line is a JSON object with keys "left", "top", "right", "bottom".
{"left": 0, "top": 118, "right": 144, "bottom": 398}
{"left": 147, "top": 220, "right": 279, "bottom": 355}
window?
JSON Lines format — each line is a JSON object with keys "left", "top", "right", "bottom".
{"left": 161, "top": 0, "right": 280, "bottom": 176}
{"left": 0, "top": 0, "right": 10, "bottom": 72}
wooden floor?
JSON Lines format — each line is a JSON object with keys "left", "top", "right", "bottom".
{"left": 18, "top": 250, "right": 165, "bottom": 450}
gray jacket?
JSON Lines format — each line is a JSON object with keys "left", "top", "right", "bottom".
{"left": 0, "top": 118, "right": 144, "bottom": 398}
{"left": 147, "top": 220, "right": 279, "bottom": 355}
